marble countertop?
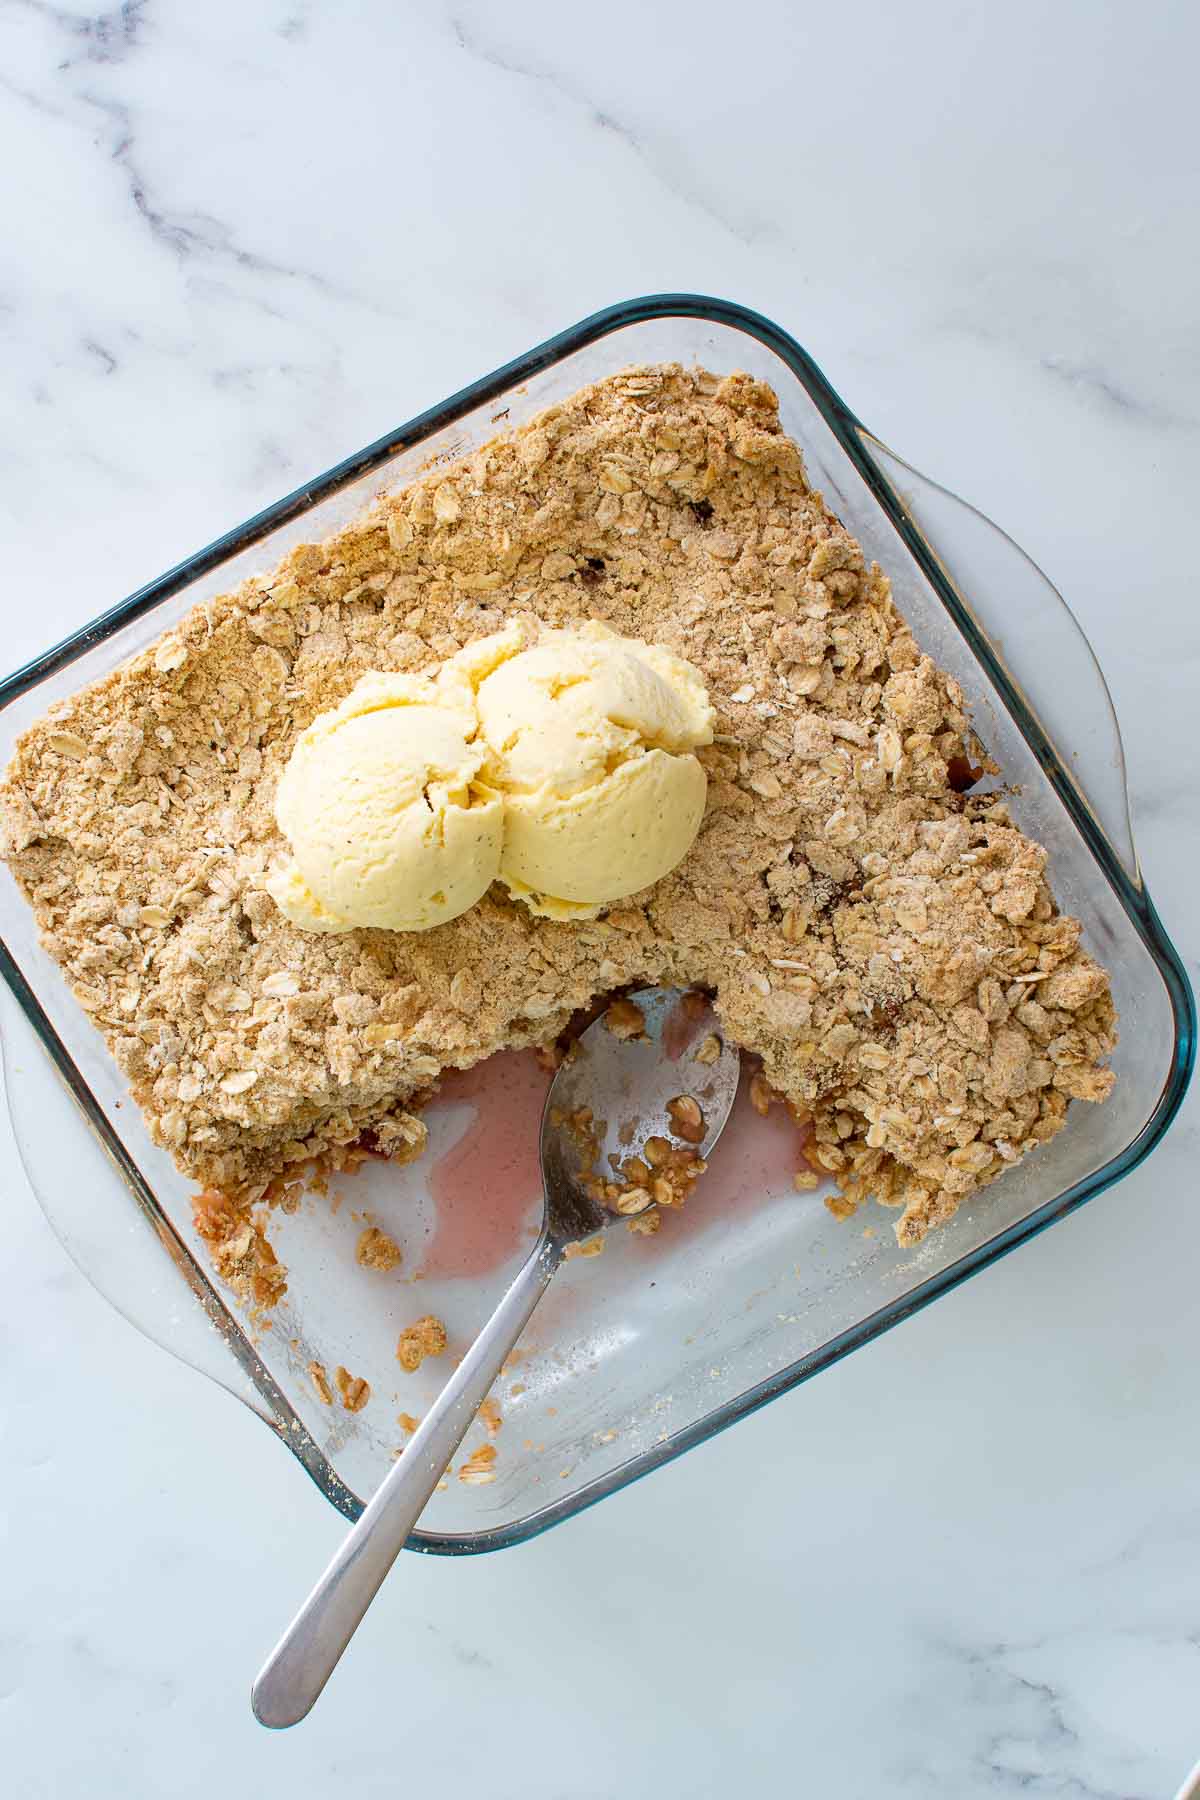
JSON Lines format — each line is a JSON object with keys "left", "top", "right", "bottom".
{"left": 2, "top": 2, "right": 1198, "bottom": 1794}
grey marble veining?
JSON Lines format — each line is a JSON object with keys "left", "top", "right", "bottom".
{"left": 0, "top": 1, "right": 1197, "bottom": 1794}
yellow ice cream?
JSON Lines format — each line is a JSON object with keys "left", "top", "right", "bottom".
{"left": 266, "top": 670, "right": 503, "bottom": 934}
{"left": 267, "top": 622, "right": 713, "bottom": 934}
{"left": 475, "top": 622, "right": 714, "bottom": 919}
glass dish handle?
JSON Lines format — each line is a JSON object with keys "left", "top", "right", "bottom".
{"left": 0, "top": 985, "right": 274, "bottom": 1421}
{"left": 857, "top": 434, "right": 1140, "bottom": 890}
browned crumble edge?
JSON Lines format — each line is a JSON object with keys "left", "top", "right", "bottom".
{"left": 0, "top": 364, "right": 1117, "bottom": 1310}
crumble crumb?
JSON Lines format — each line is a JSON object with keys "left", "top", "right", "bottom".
{"left": 644, "top": 1134, "right": 708, "bottom": 1208}
{"left": 307, "top": 1360, "right": 333, "bottom": 1405}
{"left": 666, "top": 1093, "right": 705, "bottom": 1143}
{"left": 193, "top": 1191, "right": 287, "bottom": 1310}
{"left": 396, "top": 1314, "right": 447, "bottom": 1372}
{"left": 563, "top": 1235, "right": 606, "bottom": 1259}
{"left": 397, "top": 1411, "right": 421, "bottom": 1434}
{"left": 458, "top": 1443, "right": 498, "bottom": 1485}
{"left": 582, "top": 1124, "right": 709, "bottom": 1218}
{"left": 749, "top": 1072, "right": 775, "bottom": 1117}
{"left": 604, "top": 997, "right": 646, "bottom": 1040}
{"left": 477, "top": 1397, "right": 502, "bottom": 1436}
{"left": 356, "top": 1225, "right": 402, "bottom": 1272}
{"left": 334, "top": 1365, "right": 370, "bottom": 1412}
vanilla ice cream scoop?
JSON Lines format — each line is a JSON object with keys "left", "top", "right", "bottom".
{"left": 475, "top": 622, "right": 714, "bottom": 918}
{"left": 266, "top": 671, "right": 502, "bottom": 934}
{"left": 267, "top": 624, "right": 713, "bottom": 936}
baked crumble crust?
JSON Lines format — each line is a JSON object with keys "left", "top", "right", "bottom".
{"left": 0, "top": 364, "right": 1116, "bottom": 1249}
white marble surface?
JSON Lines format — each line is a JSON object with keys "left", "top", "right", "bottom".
{"left": 1, "top": 1, "right": 1198, "bottom": 1793}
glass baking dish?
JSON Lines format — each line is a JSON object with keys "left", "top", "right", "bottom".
{"left": 0, "top": 296, "right": 1192, "bottom": 1551}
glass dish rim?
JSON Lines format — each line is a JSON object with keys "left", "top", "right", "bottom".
{"left": 0, "top": 293, "right": 1193, "bottom": 1555}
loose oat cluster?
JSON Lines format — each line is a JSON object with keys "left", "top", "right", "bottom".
{"left": 355, "top": 1224, "right": 402, "bottom": 1271}
{"left": 396, "top": 1313, "right": 447, "bottom": 1373}
{"left": 306, "top": 1358, "right": 370, "bottom": 1413}
{"left": 0, "top": 364, "right": 1116, "bottom": 1255}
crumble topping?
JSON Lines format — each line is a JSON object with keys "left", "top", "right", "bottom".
{"left": 0, "top": 364, "right": 1116, "bottom": 1251}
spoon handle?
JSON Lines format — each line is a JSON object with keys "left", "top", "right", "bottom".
{"left": 251, "top": 1235, "right": 558, "bottom": 1728}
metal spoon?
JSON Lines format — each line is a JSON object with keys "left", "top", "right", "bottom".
{"left": 251, "top": 987, "right": 740, "bottom": 1727}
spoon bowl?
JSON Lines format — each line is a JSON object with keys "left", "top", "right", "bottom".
{"left": 540, "top": 986, "right": 741, "bottom": 1251}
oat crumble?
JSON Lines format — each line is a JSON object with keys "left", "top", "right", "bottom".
{"left": 0, "top": 364, "right": 1115, "bottom": 1262}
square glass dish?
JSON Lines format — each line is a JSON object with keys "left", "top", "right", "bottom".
{"left": 0, "top": 296, "right": 1192, "bottom": 1551}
